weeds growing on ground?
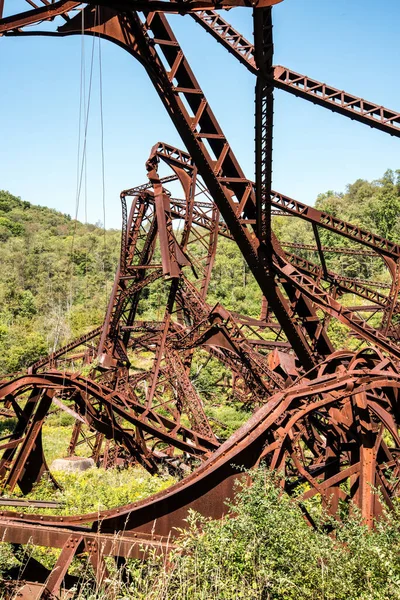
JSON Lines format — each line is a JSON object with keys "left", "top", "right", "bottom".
{"left": 2, "top": 467, "right": 400, "bottom": 599}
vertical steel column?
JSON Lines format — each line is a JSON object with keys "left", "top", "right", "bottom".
{"left": 39, "top": 536, "right": 84, "bottom": 599}
{"left": 145, "top": 280, "right": 178, "bottom": 407}
{"left": 254, "top": 7, "right": 274, "bottom": 246}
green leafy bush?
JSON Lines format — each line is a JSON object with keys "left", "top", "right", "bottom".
{"left": 120, "top": 468, "right": 400, "bottom": 599}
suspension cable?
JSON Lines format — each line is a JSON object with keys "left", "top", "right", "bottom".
{"left": 98, "top": 23, "right": 108, "bottom": 312}
{"left": 68, "top": 9, "right": 97, "bottom": 308}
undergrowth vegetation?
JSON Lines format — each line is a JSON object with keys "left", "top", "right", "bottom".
{"left": 2, "top": 468, "right": 400, "bottom": 599}
{"left": 7, "top": 466, "right": 176, "bottom": 516}
{"left": 152, "top": 469, "right": 400, "bottom": 600}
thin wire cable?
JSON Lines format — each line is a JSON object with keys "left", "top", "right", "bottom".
{"left": 98, "top": 24, "right": 108, "bottom": 311}
{"left": 75, "top": 29, "right": 96, "bottom": 217}
{"left": 69, "top": 12, "right": 97, "bottom": 309}
{"left": 83, "top": 12, "right": 89, "bottom": 333}
{"left": 68, "top": 9, "right": 86, "bottom": 312}
{"left": 69, "top": 10, "right": 86, "bottom": 309}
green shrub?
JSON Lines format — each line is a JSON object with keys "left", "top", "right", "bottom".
{"left": 3, "top": 467, "right": 400, "bottom": 599}
{"left": 119, "top": 468, "right": 400, "bottom": 600}
{"left": 0, "top": 217, "right": 24, "bottom": 236}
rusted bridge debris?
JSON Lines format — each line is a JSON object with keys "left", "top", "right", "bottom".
{"left": 1, "top": 1, "right": 400, "bottom": 597}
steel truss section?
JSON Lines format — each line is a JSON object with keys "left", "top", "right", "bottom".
{"left": 192, "top": 9, "right": 400, "bottom": 138}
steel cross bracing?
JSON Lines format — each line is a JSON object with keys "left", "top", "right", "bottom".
{"left": 254, "top": 7, "right": 274, "bottom": 244}
{"left": 40, "top": 153, "right": 288, "bottom": 472}
{"left": 1, "top": 1, "right": 400, "bottom": 594}
{"left": 3, "top": 142, "right": 397, "bottom": 485}
{"left": 1, "top": 148, "right": 399, "bottom": 497}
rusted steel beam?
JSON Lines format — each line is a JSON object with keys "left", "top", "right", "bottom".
{"left": 275, "top": 259, "right": 400, "bottom": 360}
{"left": 30, "top": 326, "right": 102, "bottom": 372}
{"left": 84, "top": 539, "right": 111, "bottom": 588}
{"left": 192, "top": 9, "right": 256, "bottom": 71}
{"left": 86, "top": 0, "right": 283, "bottom": 11}
{"left": 122, "top": 174, "right": 178, "bottom": 197}
{"left": 39, "top": 535, "right": 84, "bottom": 599}
{"left": 147, "top": 159, "right": 190, "bottom": 278}
{"left": 286, "top": 252, "right": 396, "bottom": 310}
{"left": 353, "top": 390, "right": 377, "bottom": 527}
{"left": 346, "top": 305, "right": 384, "bottom": 313}
{"left": 273, "top": 66, "right": 400, "bottom": 138}
{"left": 97, "top": 191, "right": 161, "bottom": 365}
{"left": 379, "top": 260, "right": 400, "bottom": 337}
{"left": 145, "top": 281, "right": 178, "bottom": 408}
{"left": 270, "top": 190, "right": 400, "bottom": 259}
{"left": 312, "top": 223, "right": 328, "bottom": 279}
{"left": 0, "top": 520, "right": 177, "bottom": 557}
{"left": 0, "top": 389, "right": 47, "bottom": 493}
{"left": 0, "top": 374, "right": 219, "bottom": 462}
{"left": 4, "top": 390, "right": 54, "bottom": 493}
{"left": 0, "top": 0, "right": 282, "bottom": 35}
{"left": 254, "top": 7, "right": 274, "bottom": 243}
{"left": 0, "top": 498, "right": 62, "bottom": 508}
{"left": 280, "top": 242, "right": 378, "bottom": 257}
{"left": 165, "top": 349, "right": 217, "bottom": 439}
{"left": 192, "top": 11, "right": 400, "bottom": 138}
{"left": 0, "top": 0, "right": 81, "bottom": 34}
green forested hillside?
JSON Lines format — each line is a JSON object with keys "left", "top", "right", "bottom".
{"left": 0, "top": 168, "right": 399, "bottom": 374}
{"left": 0, "top": 190, "right": 120, "bottom": 374}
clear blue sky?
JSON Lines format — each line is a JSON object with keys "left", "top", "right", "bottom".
{"left": 1, "top": 0, "right": 399, "bottom": 228}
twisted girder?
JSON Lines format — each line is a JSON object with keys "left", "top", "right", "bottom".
{"left": 1, "top": 350, "right": 400, "bottom": 535}
{"left": 0, "top": 373, "right": 218, "bottom": 475}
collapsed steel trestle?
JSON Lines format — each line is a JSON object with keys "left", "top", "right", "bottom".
{"left": 1, "top": 1, "right": 400, "bottom": 597}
